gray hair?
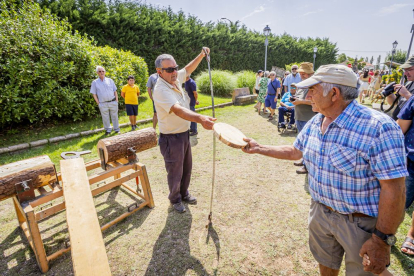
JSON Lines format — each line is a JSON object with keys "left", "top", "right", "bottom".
{"left": 320, "top": 82, "right": 361, "bottom": 101}
{"left": 96, "top": 66, "right": 105, "bottom": 73}
{"left": 269, "top": 71, "right": 276, "bottom": 76}
{"left": 264, "top": 71, "right": 270, "bottom": 78}
{"left": 155, "top": 54, "right": 175, "bottom": 68}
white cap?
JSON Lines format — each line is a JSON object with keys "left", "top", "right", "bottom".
{"left": 296, "top": 64, "right": 359, "bottom": 89}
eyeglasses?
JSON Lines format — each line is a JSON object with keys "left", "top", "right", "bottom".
{"left": 98, "top": 71, "right": 105, "bottom": 73}
{"left": 161, "top": 66, "right": 179, "bottom": 73}
{"left": 292, "top": 68, "right": 297, "bottom": 70}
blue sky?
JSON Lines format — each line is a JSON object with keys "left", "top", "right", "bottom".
{"left": 147, "top": 0, "right": 413, "bottom": 66}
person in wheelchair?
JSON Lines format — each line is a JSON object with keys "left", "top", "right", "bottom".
{"left": 278, "top": 83, "right": 296, "bottom": 129}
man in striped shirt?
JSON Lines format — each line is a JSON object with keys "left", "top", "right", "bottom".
{"left": 242, "top": 64, "right": 407, "bottom": 275}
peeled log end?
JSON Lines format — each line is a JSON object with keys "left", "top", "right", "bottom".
{"left": 97, "top": 127, "right": 158, "bottom": 163}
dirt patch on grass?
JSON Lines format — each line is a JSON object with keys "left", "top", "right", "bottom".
{"left": 0, "top": 104, "right": 412, "bottom": 275}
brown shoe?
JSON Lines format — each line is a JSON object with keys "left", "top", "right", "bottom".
{"left": 296, "top": 166, "right": 308, "bottom": 174}
{"left": 293, "top": 160, "right": 303, "bottom": 166}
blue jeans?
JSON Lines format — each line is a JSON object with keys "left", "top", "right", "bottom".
{"left": 405, "top": 173, "right": 414, "bottom": 209}
{"left": 190, "top": 105, "right": 197, "bottom": 133}
{"left": 278, "top": 107, "right": 295, "bottom": 125}
{"left": 296, "top": 120, "right": 308, "bottom": 133}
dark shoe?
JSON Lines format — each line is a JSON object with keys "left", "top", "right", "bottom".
{"left": 268, "top": 116, "right": 273, "bottom": 121}
{"left": 296, "top": 165, "right": 308, "bottom": 174}
{"left": 105, "top": 131, "right": 111, "bottom": 135}
{"left": 279, "top": 123, "right": 286, "bottom": 129}
{"left": 287, "top": 124, "right": 292, "bottom": 129}
{"left": 401, "top": 237, "right": 414, "bottom": 256}
{"left": 190, "top": 131, "right": 198, "bottom": 136}
{"left": 115, "top": 130, "right": 120, "bottom": 134}
{"left": 172, "top": 202, "right": 186, "bottom": 213}
{"left": 293, "top": 159, "right": 303, "bottom": 166}
{"left": 183, "top": 195, "right": 197, "bottom": 204}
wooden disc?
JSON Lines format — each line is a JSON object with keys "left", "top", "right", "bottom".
{"left": 213, "top": 123, "right": 248, "bottom": 149}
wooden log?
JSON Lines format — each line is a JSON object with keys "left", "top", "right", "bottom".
{"left": 0, "top": 155, "right": 56, "bottom": 201}
{"left": 60, "top": 158, "right": 111, "bottom": 276}
{"left": 213, "top": 122, "right": 248, "bottom": 149}
{"left": 97, "top": 127, "right": 157, "bottom": 163}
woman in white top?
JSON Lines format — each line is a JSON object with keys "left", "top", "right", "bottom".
{"left": 254, "top": 70, "right": 264, "bottom": 110}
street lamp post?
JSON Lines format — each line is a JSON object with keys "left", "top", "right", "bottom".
{"left": 263, "top": 25, "right": 271, "bottom": 72}
{"left": 313, "top": 47, "right": 318, "bottom": 70}
{"left": 389, "top": 40, "right": 398, "bottom": 74}
{"left": 407, "top": 9, "right": 414, "bottom": 59}
{"left": 220, "top": 17, "right": 232, "bottom": 25}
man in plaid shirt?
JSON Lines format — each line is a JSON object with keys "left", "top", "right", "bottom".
{"left": 243, "top": 64, "right": 408, "bottom": 275}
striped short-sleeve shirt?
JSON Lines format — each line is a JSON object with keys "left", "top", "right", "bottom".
{"left": 294, "top": 100, "right": 408, "bottom": 217}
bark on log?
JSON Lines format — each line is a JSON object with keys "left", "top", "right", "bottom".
{"left": 97, "top": 127, "right": 157, "bottom": 163}
{"left": 0, "top": 155, "right": 56, "bottom": 201}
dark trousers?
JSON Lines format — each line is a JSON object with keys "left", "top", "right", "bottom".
{"left": 190, "top": 105, "right": 197, "bottom": 133}
{"left": 278, "top": 107, "right": 295, "bottom": 124}
{"left": 159, "top": 131, "right": 192, "bottom": 204}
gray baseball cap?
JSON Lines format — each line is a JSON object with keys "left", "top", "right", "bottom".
{"left": 296, "top": 64, "right": 359, "bottom": 89}
{"left": 401, "top": 56, "right": 414, "bottom": 69}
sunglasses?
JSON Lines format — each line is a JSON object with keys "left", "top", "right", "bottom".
{"left": 292, "top": 68, "right": 297, "bottom": 70}
{"left": 98, "top": 70, "right": 105, "bottom": 73}
{"left": 161, "top": 66, "right": 179, "bottom": 73}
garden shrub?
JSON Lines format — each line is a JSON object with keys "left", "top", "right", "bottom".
{"left": 285, "top": 62, "right": 306, "bottom": 72}
{"left": 381, "top": 69, "right": 403, "bottom": 85}
{"left": 0, "top": 1, "right": 148, "bottom": 128}
{"left": 235, "top": 71, "right": 256, "bottom": 93}
{"left": 195, "top": 70, "right": 236, "bottom": 97}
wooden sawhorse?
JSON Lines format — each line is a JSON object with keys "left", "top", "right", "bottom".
{"left": 12, "top": 158, "right": 154, "bottom": 273}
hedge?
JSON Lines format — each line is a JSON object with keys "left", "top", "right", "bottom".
{"left": 0, "top": 1, "right": 148, "bottom": 128}
{"left": 195, "top": 70, "right": 256, "bottom": 96}
{"left": 38, "top": 0, "right": 338, "bottom": 75}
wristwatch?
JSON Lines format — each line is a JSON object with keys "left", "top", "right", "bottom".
{"left": 373, "top": 228, "right": 397, "bottom": 246}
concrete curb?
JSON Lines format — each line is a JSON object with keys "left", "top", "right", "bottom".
{"left": 0, "top": 102, "right": 235, "bottom": 154}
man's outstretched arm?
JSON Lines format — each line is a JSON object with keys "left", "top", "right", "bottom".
{"left": 242, "top": 138, "right": 303, "bottom": 160}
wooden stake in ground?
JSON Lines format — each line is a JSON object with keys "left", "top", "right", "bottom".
{"left": 0, "top": 155, "right": 56, "bottom": 201}
{"left": 60, "top": 158, "right": 112, "bottom": 276}
{"left": 97, "top": 127, "right": 157, "bottom": 164}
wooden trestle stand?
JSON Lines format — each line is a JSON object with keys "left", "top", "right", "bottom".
{"left": 0, "top": 128, "right": 157, "bottom": 273}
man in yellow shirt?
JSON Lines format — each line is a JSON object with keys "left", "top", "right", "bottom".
{"left": 121, "top": 75, "right": 140, "bottom": 130}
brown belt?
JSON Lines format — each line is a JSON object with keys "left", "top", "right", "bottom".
{"left": 322, "top": 204, "right": 371, "bottom": 218}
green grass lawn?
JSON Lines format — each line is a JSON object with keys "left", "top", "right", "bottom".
{"left": 0, "top": 103, "right": 413, "bottom": 275}
{"left": 0, "top": 93, "right": 231, "bottom": 148}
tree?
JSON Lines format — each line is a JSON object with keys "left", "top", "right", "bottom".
{"left": 385, "top": 49, "right": 408, "bottom": 64}
{"left": 336, "top": 53, "right": 347, "bottom": 63}
{"left": 370, "top": 56, "right": 374, "bottom": 65}
{"left": 376, "top": 55, "right": 381, "bottom": 70}
{"left": 37, "top": 0, "right": 338, "bottom": 74}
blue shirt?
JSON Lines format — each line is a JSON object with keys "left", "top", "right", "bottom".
{"left": 294, "top": 100, "right": 408, "bottom": 217}
{"left": 281, "top": 92, "right": 294, "bottom": 107}
{"left": 184, "top": 78, "right": 197, "bottom": 106}
{"left": 398, "top": 95, "right": 414, "bottom": 174}
{"left": 267, "top": 79, "right": 280, "bottom": 95}
{"left": 90, "top": 77, "right": 117, "bottom": 103}
{"left": 283, "top": 73, "right": 302, "bottom": 92}
{"left": 146, "top": 73, "right": 158, "bottom": 90}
